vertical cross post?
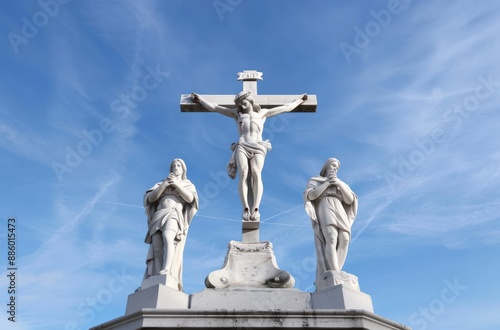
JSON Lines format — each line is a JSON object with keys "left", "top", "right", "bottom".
{"left": 238, "top": 70, "right": 263, "bottom": 243}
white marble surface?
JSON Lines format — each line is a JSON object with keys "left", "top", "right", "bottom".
{"left": 142, "top": 159, "right": 198, "bottom": 291}
{"left": 190, "top": 288, "right": 311, "bottom": 310}
{"left": 191, "top": 90, "right": 307, "bottom": 224}
{"left": 304, "top": 158, "right": 358, "bottom": 276}
{"left": 125, "top": 284, "right": 189, "bottom": 315}
{"left": 316, "top": 270, "right": 361, "bottom": 291}
{"left": 205, "top": 240, "right": 295, "bottom": 289}
{"left": 93, "top": 308, "right": 409, "bottom": 330}
{"left": 311, "top": 284, "right": 373, "bottom": 312}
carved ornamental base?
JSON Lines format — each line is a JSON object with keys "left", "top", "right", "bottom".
{"left": 205, "top": 240, "right": 295, "bottom": 289}
{"left": 316, "top": 270, "right": 360, "bottom": 291}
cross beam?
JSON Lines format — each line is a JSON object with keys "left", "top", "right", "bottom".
{"left": 180, "top": 94, "right": 317, "bottom": 112}
{"left": 180, "top": 70, "right": 317, "bottom": 112}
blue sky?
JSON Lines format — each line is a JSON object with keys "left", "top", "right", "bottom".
{"left": 1, "top": 0, "right": 500, "bottom": 329}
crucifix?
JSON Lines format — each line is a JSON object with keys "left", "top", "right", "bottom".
{"left": 180, "top": 70, "right": 317, "bottom": 243}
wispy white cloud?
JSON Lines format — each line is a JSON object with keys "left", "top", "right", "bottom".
{"left": 0, "top": 173, "right": 147, "bottom": 328}
{"left": 0, "top": 120, "right": 54, "bottom": 164}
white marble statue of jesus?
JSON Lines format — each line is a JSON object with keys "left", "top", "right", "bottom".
{"left": 192, "top": 91, "right": 307, "bottom": 222}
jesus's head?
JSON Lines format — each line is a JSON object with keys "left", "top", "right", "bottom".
{"left": 234, "top": 91, "right": 261, "bottom": 113}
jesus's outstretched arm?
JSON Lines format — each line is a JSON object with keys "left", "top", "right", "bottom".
{"left": 263, "top": 94, "right": 308, "bottom": 118}
{"left": 191, "top": 93, "right": 237, "bottom": 118}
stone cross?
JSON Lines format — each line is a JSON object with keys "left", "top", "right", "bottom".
{"left": 180, "top": 70, "right": 316, "bottom": 242}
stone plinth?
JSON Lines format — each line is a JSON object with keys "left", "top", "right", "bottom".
{"left": 205, "top": 240, "right": 295, "bottom": 289}
{"left": 312, "top": 284, "right": 373, "bottom": 312}
{"left": 125, "top": 284, "right": 188, "bottom": 314}
{"left": 141, "top": 274, "right": 180, "bottom": 291}
{"left": 93, "top": 240, "right": 406, "bottom": 329}
{"left": 91, "top": 309, "right": 410, "bottom": 330}
{"left": 190, "top": 288, "right": 311, "bottom": 310}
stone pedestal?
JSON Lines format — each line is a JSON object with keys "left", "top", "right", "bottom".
{"left": 125, "top": 284, "right": 189, "bottom": 314}
{"left": 191, "top": 288, "right": 311, "bottom": 310}
{"left": 91, "top": 309, "right": 410, "bottom": 329}
{"left": 242, "top": 219, "right": 259, "bottom": 242}
{"left": 125, "top": 274, "right": 189, "bottom": 314}
{"left": 311, "top": 270, "right": 373, "bottom": 311}
{"left": 205, "top": 240, "right": 295, "bottom": 289}
{"left": 141, "top": 274, "right": 181, "bottom": 291}
{"left": 311, "top": 284, "right": 373, "bottom": 311}
{"left": 92, "top": 241, "right": 407, "bottom": 330}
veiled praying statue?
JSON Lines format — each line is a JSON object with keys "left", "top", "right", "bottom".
{"left": 143, "top": 158, "right": 198, "bottom": 291}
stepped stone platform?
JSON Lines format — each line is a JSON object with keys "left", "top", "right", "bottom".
{"left": 91, "top": 241, "right": 409, "bottom": 330}
{"left": 91, "top": 308, "right": 409, "bottom": 330}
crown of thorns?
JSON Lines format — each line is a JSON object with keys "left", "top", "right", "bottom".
{"left": 234, "top": 91, "right": 251, "bottom": 103}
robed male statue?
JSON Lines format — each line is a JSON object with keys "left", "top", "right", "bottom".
{"left": 304, "top": 158, "right": 358, "bottom": 276}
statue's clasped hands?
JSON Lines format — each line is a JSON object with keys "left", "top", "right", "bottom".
{"left": 328, "top": 174, "right": 340, "bottom": 186}
{"left": 166, "top": 173, "right": 179, "bottom": 188}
